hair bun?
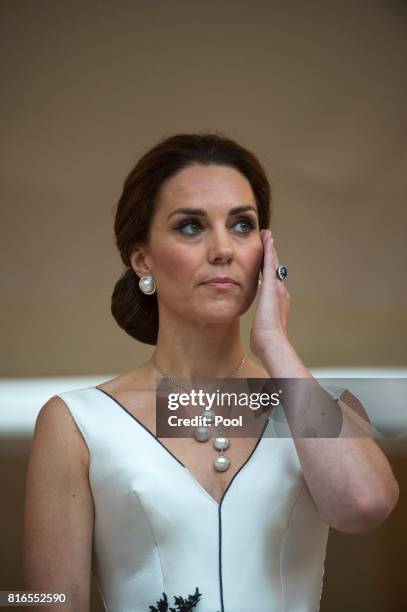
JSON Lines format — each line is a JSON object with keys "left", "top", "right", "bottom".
{"left": 111, "top": 268, "right": 158, "bottom": 345}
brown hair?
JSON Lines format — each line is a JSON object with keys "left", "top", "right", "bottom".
{"left": 111, "top": 131, "right": 272, "bottom": 345}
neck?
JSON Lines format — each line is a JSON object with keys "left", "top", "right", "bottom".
{"left": 151, "top": 315, "right": 246, "bottom": 381}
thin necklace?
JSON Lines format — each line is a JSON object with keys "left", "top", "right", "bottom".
{"left": 149, "top": 354, "right": 246, "bottom": 472}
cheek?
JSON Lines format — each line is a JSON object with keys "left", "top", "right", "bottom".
{"left": 243, "top": 244, "right": 263, "bottom": 273}
{"left": 154, "top": 242, "right": 197, "bottom": 280}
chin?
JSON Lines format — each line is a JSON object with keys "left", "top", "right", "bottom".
{"left": 194, "top": 303, "right": 244, "bottom": 323}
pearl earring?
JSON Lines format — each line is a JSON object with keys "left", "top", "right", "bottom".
{"left": 138, "top": 275, "right": 156, "bottom": 295}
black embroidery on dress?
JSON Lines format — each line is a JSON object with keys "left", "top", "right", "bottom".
{"left": 148, "top": 586, "right": 202, "bottom": 611}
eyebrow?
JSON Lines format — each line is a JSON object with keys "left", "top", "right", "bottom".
{"left": 167, "top": 205, "right": 258, "bottom": 221}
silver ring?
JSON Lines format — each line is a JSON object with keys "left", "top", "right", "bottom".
{"left": 276, "top": 265, "right": 288, "bottom": 281}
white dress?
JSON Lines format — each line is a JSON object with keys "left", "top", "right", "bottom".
{"left": 56, "top": 384, "right": 345, "bottom": 612}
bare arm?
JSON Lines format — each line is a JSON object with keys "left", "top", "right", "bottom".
{"left": 260, "top": 340, "right": 400, "bottom": 534}
{"left": 22, "top": 396, "right": 94, "bottom": 611}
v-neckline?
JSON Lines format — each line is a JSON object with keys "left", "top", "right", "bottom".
{"left": 93, "top": 386, "right": 270, "bottom": 508}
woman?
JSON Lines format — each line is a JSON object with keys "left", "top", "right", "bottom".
{"left": 23, "top": 132, "right": 399, "bottom": 612}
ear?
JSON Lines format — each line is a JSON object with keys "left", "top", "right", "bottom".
{"left": 129, "top": 246, "right": 153, "bottom": 279}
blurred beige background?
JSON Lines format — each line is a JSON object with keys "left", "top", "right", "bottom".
{"left": 1, "top": 0, "right": 406, "bottom": 377}
{"left": 0, "top": 1, "right": 406, "bottom": 611}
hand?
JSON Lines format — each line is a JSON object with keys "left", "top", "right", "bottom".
{"left": 250, "top": 229, "right": 291, "bottom": 358}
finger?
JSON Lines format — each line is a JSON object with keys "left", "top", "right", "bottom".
{"left": 272, "top": 241, "right": 290, "bottom": 292}
{"left": 266, "top": 232, "right": 288, "bottom": 289}
{"left": 272, "top": 239, "right": 280, "bottom": 269}
{"left": 261, "top": 230, "right": 277, "bottom": 286}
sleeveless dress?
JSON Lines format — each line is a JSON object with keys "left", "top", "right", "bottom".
{"left": 56, "top": 383, "right": 346, "bottom": 612}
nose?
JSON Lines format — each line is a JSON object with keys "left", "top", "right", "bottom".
{"left": 207, "top": 226, "right": 234, "bottom": 264}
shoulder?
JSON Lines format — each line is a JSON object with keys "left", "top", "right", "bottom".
{"left": 35, "top": 395, "right": 90, "bottom": 471}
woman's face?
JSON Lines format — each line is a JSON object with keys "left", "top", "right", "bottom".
{"left": 133, "top": 163, "right": 264, "bottom": 325}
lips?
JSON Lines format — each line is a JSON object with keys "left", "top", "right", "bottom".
{"left": 203, "top": 277, "right": 239, "bottom": 285}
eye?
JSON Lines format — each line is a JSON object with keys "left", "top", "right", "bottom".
{"left": 175, "top": 216, "right": 257, "bottom": 236}
{"left": 234, "top": 217, "right": 257, "bottom": 233}
{"left": 176, "top": 219, "right": 203, "bottom": 235}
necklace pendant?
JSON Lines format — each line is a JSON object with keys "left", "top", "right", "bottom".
{"left": 201, "top": 409, "right": 215, "bottom": 423}
{"left": 213, "top": 436, "right": 229, "bottom": 451}
{"left": 193, "top": 426, "right": 210, "bottom": 442}
{"left": 214, "top": 454, "right": 230, "bottom": 472}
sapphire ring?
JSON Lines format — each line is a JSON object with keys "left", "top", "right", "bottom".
{"left": 276, "top": 265, "right": 288, "bottom": 281}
